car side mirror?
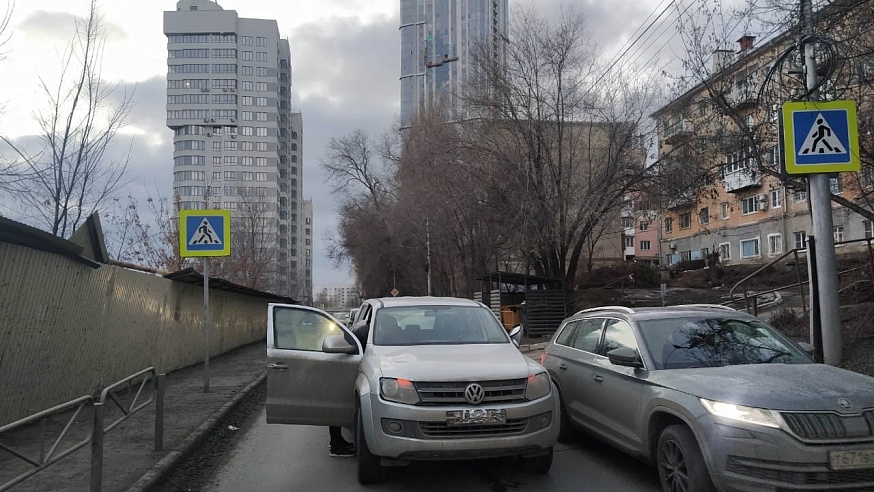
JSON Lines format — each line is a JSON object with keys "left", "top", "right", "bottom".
{"left": 796, "top": 342, "right": 816, "bottom": 358}
{"left": 607, "top": 347, "right": 644, "bottom": 368}
{"left": 508, "top": 324, "right": 523, "bottom": 347}
{"left": 323, "top": 334, "right": 357, "bottom": 354}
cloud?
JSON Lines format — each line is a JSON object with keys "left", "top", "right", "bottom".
{"left": 286, "top": 15, "right": 400, "bottom": 288}
{"left": 18, "top": 9, "right": 126, "bottom": 43}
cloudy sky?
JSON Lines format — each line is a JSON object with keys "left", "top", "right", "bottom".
{"left": 0, "top": 0, "right": 691, "bottom": 291}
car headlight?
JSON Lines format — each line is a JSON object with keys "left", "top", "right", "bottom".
{"left": 380, "top": 378, "right": 421, "bottom": 405}
{"left": 699, "top": 398, "right": 783, "bottom": 429}
{"left": 525, "top": 372, "right": 551, "bottom": 401}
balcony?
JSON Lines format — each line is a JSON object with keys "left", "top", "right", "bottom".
{"left": 730, "top": 79, "right": 760, "bottom": 109}
{"left": 723, "top": 168, "right": 761, "bottom": 193}
{"left": 663, "top": 119, "right": 695, "bottom": 145}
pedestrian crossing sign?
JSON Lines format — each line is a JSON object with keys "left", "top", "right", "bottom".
{"left": 179, "top": 210, "right": 231, "bottom": 257}
{"left": 782, "top": 100, "right": 859, "bottom": 174}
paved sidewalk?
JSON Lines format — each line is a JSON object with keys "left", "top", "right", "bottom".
{"left": 0, "top": 342, "right": 267, "bottom": 492}
{"left": 0, "top": 339, "right": 549, "bottom": 492}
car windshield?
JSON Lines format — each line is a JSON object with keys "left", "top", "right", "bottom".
{"left": 372, "top": 305, "right": 509, "bottom": 346}
{"left": 638, "top": 316, "right": 811, "bottom": 369}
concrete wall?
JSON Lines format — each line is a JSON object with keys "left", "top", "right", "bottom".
{"left": 0, "top": 242, "right": 271, "bottom": 425}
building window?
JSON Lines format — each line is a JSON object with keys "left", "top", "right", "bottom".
{"left": 829, "top": 174, "right": 843, "bottom": 194}
{"left": 718, "top": 243, "right": 731, "bottom": 262}
{"left": 256, "top": 127, "right": 268, "bottom": 137}
{"left": 256, "top": 51, "right": 268, "bottom": 62}
{"left": 664, "top": 217, "right": 673, "bottom": 233}
{"left": 640, "top": 240, "right": 651, "bottom": 251}
{"left": 621, "top": 218, "right": 633, "bottom": 229}
{"left": 624, "top": 236, "right": 634, "bottom": 248}
{"left": 679, "top": 212, "right": 692, "bottom": 229}
{"left": 242, "top": 51, "right": 253, "bottom": 61}
{"left": 768, "top": 234, "right": 782, "bottom": 256}
{"left": 864, "top": 220, "right": 873, "bottom": 239}
{"left": 699, "top": 207, "right": 709, "bottom": 225}
{"left": 721, "top": 202, "right": 730, "bottom": 219}
{"left": 770, "top": 189, "right": 783, "bottom": 209}
{"left": 256, "top": 97, "right": 268, "bottom": 107}
{"left": 833, "top": 225, "right": 845, "bottom": 243}
{"left": 742, "top": 196, "right": 759, "bottom": 214}
{"left": 256, "top": 36, "right": 267, "bottom": 47}
{"left": 740, "top": 238, "right": 760, "bottom": 258}
{"left": 724, "top": 145, "right": 754, "bottom": 174}
{"left": 793, "top": 189, "right": 807, "bottom": 203}
{"left": 256, "top": 82, "right": 268, "bottom": 92}
{"left": 242, "top": 81, "right": 253, "bottom": 91}
{"left": 241, "top": 66, "right": 253, "bottom": 76}
{"left": 256, "top": 67, "right": 268, "bottom": 77}
{"left": 793, "top": 231, "right": 807, "bottom": 250}
{"left": 639, "top": 221, "right": 649, "bottom": 231}
{"left": 241, "top": 36, "right": 253, "bottom": 46}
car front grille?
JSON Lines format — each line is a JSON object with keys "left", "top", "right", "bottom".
{"left": 726, "top": 456, "right": 874, "bottom": 487}
{"left": 418, "top": 418, "right": 529, "bottom": 438}
{"left": 415, "top": 379, "right": 527, "bottom": 405}
{"left": 781, "top": 410, "right": 874, "bottom": 442}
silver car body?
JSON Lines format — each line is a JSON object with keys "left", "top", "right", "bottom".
{"left": 266, "top": 297, "right": 558, "bottom": 463}
{"left": 543, "top": 305, "right": 874, "bottom": 492}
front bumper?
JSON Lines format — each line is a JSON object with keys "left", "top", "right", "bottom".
{"left": 697, "top": 418, "right": 874, "bottom": 491}
{"left": 364, "top": 393, "right": 558, "bottom": 461}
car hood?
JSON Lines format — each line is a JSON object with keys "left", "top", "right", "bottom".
{"left": 370, "top": 344, "right": 536, "bottom": 381}
{"left": 648, "top": 363, "right": 874, "bottom": 412}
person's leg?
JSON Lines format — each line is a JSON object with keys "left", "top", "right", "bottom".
{"left": 329, "top": 426, "right": 355, "bottom": 457}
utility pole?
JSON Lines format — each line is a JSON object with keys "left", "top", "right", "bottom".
{"left": 426, "top": 218, "right": 432, "bottom": 295}
{"left": 802, "top": 0, "right": 842, "bottom": 365}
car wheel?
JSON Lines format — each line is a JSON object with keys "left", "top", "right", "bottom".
{"left": 521, "top": 447, "right": 553, "bottom": 474}
{"left": 355, "top": 407, "right": 385, "bottom": 484}
{"left": 656, "top": 425, "right": 714, "bottom": 492}
{"left": 556, "top": 387, "right": 576, "bottom": 443}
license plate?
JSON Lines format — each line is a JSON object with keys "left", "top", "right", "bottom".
{"left": 446, "top": 409, "right": 506, "bottom": 426}
{"left": 830, "top": 450, "right": 874, "bottom": 470}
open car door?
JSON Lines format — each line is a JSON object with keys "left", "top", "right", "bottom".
{"left": 266, "top": 304, "right": 362, "bottom": 427}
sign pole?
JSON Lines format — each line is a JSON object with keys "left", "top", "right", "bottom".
{"left": 802, "top": 0, "right": 842, "bottom": 365}
{"left": 203, "top": 257, "right": 210, "bottom": 393}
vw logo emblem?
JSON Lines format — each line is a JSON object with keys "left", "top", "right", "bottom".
{"left": 465, "top": 383, "right": 485, "bottom": 405}
{"left": 837, "top": 398, "right": 853, "bottom": 411}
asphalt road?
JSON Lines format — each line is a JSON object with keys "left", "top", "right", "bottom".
{"left": 199, "top": 407, "right": 662, "bottom": 492}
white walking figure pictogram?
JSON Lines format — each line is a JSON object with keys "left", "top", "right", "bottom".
{"left": 799, "top": 113, "right": 844, "bottom": 155}
{"left": 190, "top": 218, "right": 222, "bottom": 245}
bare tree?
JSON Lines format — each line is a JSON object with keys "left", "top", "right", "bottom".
{"left": 108, "top": 193, "right": 186, "bottom": 272}
{"left": 460, "top": 6, "right": 656, "bottom": 288}
{"left": 2, "top": 0, "right": 133, "bottom": 237}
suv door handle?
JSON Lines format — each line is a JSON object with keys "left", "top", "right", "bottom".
{"left": 559, "top": 363, "right": 568, "bottom": 370}
{"left": 593, "top": 375, "right": 604, "bottom": 383}
{"left": 269, "top": 362, "right": 289, "bottom": 371}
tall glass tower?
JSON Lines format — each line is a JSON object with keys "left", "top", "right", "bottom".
{"left": 399, "top": 0, "right": 508, "bottom": 125}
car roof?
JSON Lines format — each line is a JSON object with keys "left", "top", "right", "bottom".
{"left": 570, "top": 304, "right": 756, "bottom": 322}
{"left": 367, "top": 296, "right": 483, "bottom": 308}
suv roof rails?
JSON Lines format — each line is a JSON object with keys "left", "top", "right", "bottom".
{"left": 573, "top": 306, "right": 635, "bottom": 316}
{"left": 673, "top": 304, "right": 736, "bottom": 311}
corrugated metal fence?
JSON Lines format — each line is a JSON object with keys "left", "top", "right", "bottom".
{"left": 0, "top": 241, "right": 269, "bottom": 426}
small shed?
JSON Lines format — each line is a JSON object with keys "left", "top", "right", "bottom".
{"left": 474, "top": 271, "right": 568, "bottom": 338}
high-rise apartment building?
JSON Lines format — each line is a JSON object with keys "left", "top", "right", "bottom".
{"left": 399, "top": 0, "right": 508, "bottom": 124}
{"left": 164, "top": 0, "right": 310, "bottom": 301}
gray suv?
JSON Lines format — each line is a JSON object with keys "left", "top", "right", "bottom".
{"left": 542, "top": 304, "right": 874, "bottom": 492}
{"left": 266, "top": 297, "right": 558, "bottom": 484}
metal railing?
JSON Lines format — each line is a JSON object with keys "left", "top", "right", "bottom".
{"left": 0, "top": 396, "right": 94, "bottom": 491}
{"left": 0, "top": 368, "right": 165, "bottom": 492}
{"left": 727, "top": 237, "right": 874, "bottom": 317}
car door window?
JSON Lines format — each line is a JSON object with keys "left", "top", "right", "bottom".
{"left": 273, "top": 308, "right": 341, "bottom": 351}
{"left": 571, "top": 318, "right": 604, "bottom": 353}
{"left": 598, "top": 319, "right": 639, "bottom": 356}
{"left": 554, "top": 320, "right": 580, "bottom": 347}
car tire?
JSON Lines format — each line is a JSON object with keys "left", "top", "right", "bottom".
{"left": 521, "top": 447, "right": 553, "bottom": 474}
{"left": 656, "top": 425, "right": 714, "bottom": 492}
{"left": 355, "top": 407, "right": 385, "bottom": 484}
{"left": 556, "top": 386, "right": 576, "bottom": 443}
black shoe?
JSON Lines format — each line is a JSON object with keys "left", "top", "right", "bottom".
{"left": 329, "top": 442, "right": 355, "bottom": 457}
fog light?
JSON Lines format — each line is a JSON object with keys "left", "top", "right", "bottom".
{"left": 386, "top": 421, "right": 404, "bottom": 434}
{"left": 539, "top": 414, "right": 551, "bottom": 427}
